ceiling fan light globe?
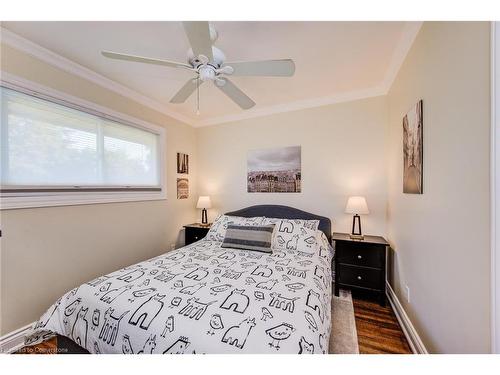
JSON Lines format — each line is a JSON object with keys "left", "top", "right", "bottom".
{"left": 199, "top": 66, "right": 216, "bottom": 82}
{"left": 211, "top": 47, "right": 226, "bottom": 67}
{"left": 218, "top": 65, "right": 234, "bottom": 75}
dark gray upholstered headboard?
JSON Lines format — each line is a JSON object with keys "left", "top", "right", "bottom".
{"left": 225, "top": 205, "right": 331, "bottom": 241}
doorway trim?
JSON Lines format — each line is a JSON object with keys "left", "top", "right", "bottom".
{"left": 491, "top": 21, "right": 500, "bottom": 354}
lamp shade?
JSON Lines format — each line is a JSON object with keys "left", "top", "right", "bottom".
{"left": 196, "top": 196, "right": 212, "bottom": 209}
{"left": 345, "top": 196, "right": 369, "bottom": 215}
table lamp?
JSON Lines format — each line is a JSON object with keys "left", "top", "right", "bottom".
{"left": 345, "top": 196, "right": 369, "bottom": 239}
{"left": 197, "top": 196, "right": 212, "bottom": 225}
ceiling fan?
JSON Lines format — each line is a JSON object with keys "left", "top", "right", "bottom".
{"left": 101, "top": 21, "right": 295, "bottom": 111}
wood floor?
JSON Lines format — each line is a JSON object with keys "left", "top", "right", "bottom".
{"left": 16, "top": 336, "right": 58, "bottom": 354}
{"left": 353, "top": 298, "right": 412, "bottom": 354}
{"left": 16, "top": 296, "right": 411, "bottom": 355}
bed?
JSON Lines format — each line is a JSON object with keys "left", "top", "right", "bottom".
{"left": 25, "top": 205, "right": 333, "bottom": 354}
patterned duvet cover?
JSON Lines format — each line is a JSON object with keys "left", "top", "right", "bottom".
{"left": 26, "top": 235, "right": 332, "bottom": 354}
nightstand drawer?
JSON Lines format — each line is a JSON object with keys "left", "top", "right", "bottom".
{"left": 186, "top": 228, "right": 206, "bottom": 242}
{"left": 337, "top": 242, "right": 384, "bottom": 269}
{"left": 338, "top": 264, "right": 383, "bottom": 290}
{"left": 184, "top": 225, "right": 211, "bottom": 245}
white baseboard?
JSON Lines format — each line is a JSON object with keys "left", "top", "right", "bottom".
{"left": 0, "top": 323, "right": 34, "bottom": 354}
{"left": 386, "top": 281, "right": 429, "bottom": 354}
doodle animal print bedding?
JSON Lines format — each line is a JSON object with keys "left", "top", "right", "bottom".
{"left": 26, "top": 234, "right": 332, "bottom": 354}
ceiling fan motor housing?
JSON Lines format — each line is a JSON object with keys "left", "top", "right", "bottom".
{"left": 188, "top": 46, "right": 227, "bottom": 82}
{"left": 187, "top": 46, "right": 226, "bottom": 69}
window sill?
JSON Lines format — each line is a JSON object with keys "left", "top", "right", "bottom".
{"left": 0, "top": 191, "right": 167, "bottom": 210}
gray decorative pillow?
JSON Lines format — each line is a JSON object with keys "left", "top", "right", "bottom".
{"left": 207, "top": 215, "right": 265, "bottom": 242}
{"left": 221, "top": 224, "right": 275, "bottom": 253}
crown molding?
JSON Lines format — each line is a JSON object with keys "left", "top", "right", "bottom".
{"left": 194, "top": 86, "right": 387, "bottom": 127}
{"left": 380, "top": 21, "right": 423, "bottom": 93}
{"left": 1, "top": 23, "right": 422, "bottom": 128}
{"left": 194, "top": 21, "right": 422, "bottom": 127}
{"left": 0, "top": 27, "right": 195, "bottom": 126}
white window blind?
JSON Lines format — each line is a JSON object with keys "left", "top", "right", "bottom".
{"left": 0, "top": 86, "right": 161, "bottom": 192}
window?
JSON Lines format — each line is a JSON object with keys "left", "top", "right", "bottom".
{"left": 0, "top": 84, "right": 166, "bottom": 209}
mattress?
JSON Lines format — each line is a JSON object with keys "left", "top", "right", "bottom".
{"left": 26, "top": 236, "right": 332, "bottom": 354}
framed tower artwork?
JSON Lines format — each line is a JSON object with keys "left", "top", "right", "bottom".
{"left": 403, "top": 100, "right": 423, "bottom": 194}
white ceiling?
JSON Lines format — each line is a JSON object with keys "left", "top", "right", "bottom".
{"left": 1, "top": 21, "right": 420, "bottom": 126}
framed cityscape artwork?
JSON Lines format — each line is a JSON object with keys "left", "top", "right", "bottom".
{"left": 247, "top": 146, "right": 301, "bottom": 193}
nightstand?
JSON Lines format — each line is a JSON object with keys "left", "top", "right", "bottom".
{"left": 332, "top": 232, "right": 389, "bottom": 306}
{"left": 184, "top": 223, "right": 211, "bottom": 245}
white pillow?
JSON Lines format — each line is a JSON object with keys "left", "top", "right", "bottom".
{"left": 206, "top": 215, "right": 265, "bottom": 242}
{"left": 262, "top": 217, "right": 320, "bottom": 231}
{"left": 316, "top": 231, "right": 332, "bottom": 259}
{"left": 264, "top": 218, "right": 320, "bottom": 254}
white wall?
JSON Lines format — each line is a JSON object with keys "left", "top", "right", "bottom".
{"left": 386, "top": 22, "right": 491, "bottom": 353}
{"left": 197, "top": 96, "right": 388, "bottom": 236}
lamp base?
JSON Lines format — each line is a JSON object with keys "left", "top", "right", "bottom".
{"left": 351, "top": 214, "right": 363, "bottom": 240}
{"left": 201, "top": 208, "right": 208, "bottom": 225}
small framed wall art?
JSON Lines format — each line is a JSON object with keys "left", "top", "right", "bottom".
{"left": 177, "top": 178, "right": 189, "bottom": 199}
{"left": 177, "top": 152, "right": 189, "bottom": 174}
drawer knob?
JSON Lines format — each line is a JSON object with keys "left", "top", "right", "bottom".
{"left": 194, "top": 236, "right": 198, "bottom": 240}
{"left": 357, "top": 255, "right": 362, "bottom": 259}
{"left": 357, "top": 276, "right": 362, "bottom": 280}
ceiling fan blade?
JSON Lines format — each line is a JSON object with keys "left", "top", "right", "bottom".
{"left": 182, "top": 21, "right": 214, "bottom": 61}
{"left": 102, "top": 51, "right": 193, "bottom": 70}
{"left": 170, "top": 78, "right": 202, "bottom": 104}
{"left": 216, "top": 78, "right": 255, "bottom": 110}
{"left": 225, "top": 59, "right": 295, "bottom": 77}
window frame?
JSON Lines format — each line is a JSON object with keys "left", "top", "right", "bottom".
{"left": 0, "top": 73, "right": 167, "bottom": 210}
